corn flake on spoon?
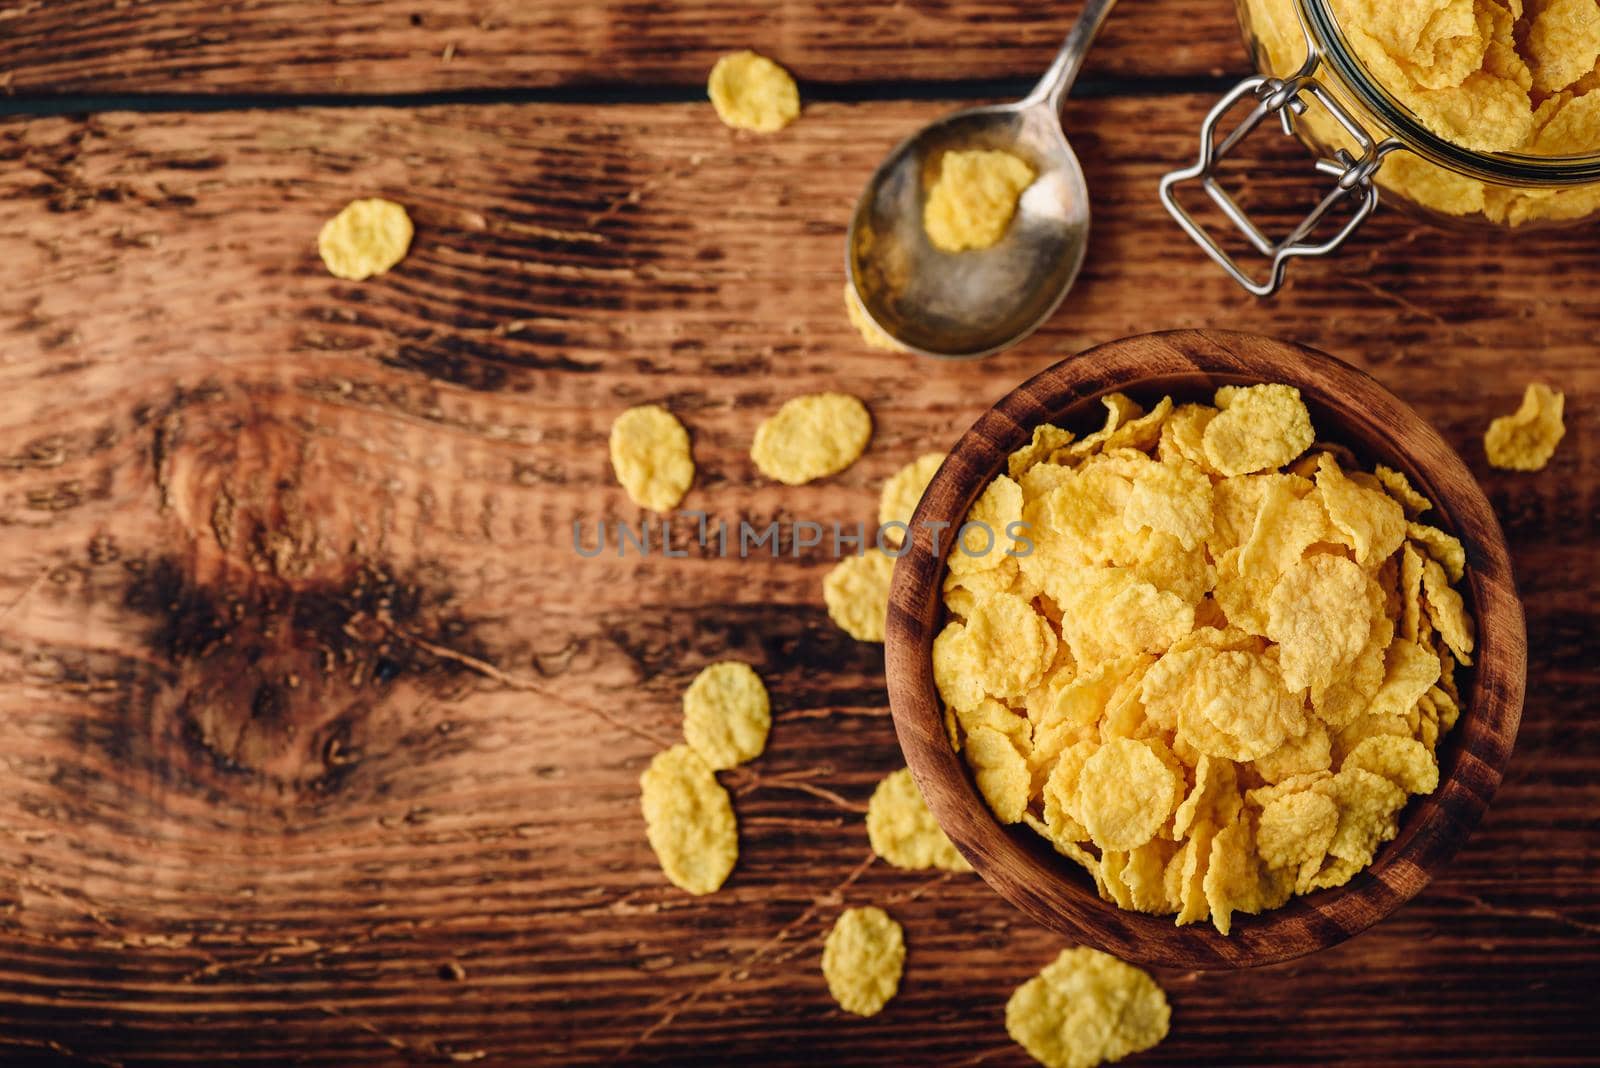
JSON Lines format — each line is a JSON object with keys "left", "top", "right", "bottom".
{"left": 847, "top": 0, "right": 1117, "bottom": 359}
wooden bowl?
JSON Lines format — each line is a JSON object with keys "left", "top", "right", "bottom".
{"left": 884, "top": 329, "right": 1526, "bottom": 969}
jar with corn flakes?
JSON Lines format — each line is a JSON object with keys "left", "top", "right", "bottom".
{"left": 1161, "top": 0, "right": 1600, "bottom": 294}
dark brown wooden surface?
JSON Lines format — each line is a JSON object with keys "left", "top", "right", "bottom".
{"left": 887, "top": 330, "right": 1528, "bottom": 971}
{"left": 0, "top": 3, "right": 1594, "bottom": 1064}
{"left": 0, "top": 0, "right": 1248, "bottom": 96}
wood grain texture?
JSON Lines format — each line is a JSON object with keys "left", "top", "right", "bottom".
{"left": 885, "top": 329, "right": 1526, "bottom": 969}
{"left": 0, "top": 0, "right": 1249, "bottom": 97}
{"left": 0, "top": 96, "right": 1593, "bottom": 1065}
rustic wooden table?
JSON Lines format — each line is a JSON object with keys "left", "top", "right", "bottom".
{"left": 0, "top": 2, "right": 1593, "bottom": 1065}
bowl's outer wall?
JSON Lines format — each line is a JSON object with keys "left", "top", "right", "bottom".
{"left": 883, "top": 329, "right": 1527, "bottom": 969}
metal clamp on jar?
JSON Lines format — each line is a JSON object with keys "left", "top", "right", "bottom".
{"left": 1161, "top": 0, "right": 1600, "bottom": 296}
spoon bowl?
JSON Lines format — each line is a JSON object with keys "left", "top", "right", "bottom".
{"left": 846, "top": 0, "right": 1117, "bottom": 359}
{"left": 847, "top": 102, "right": 1090, "bottom": 360}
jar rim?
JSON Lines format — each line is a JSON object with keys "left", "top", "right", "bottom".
{"left": 1299, "top": 0, "right": 1600, "bottom": 187}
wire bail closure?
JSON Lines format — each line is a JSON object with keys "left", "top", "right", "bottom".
{"left": 1159, "top": 55, "right": 1404, "bottom": 297}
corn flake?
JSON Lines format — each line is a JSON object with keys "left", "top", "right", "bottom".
{"left": 1266, "top": 554, "right": 1373, "bottom": 693}
{"left": 867, "top": 768, "right": 971, "bottom": 872}
{"left": 1343, "top": 734, "right": 1440, "bottom": 795}
{"left": 823, "top": 549, "right": 896, "bottom": 642}
{"left": 1076, "top": 738, "right": 1185, "bottom": 851}
{"left": 924, "top": 149, "right": 1036, "bottom": 252}
{"left": 1201, "top": 383, "right": 1315, "bottom": 476}
{"left": 1005, "top": 948, "right": 1170, "bottom": 1068}
{"left": 822, "top": 906, "right": 905, "bottom": 1017}
{"left": 318, "top": 197, "right": 413, "bottom": 281}
{"left": 1485, "top": 382, "right": 1566, "bottom": 471}
{"left": 879, "top": 452, "right": 946, "bottom": 536}
{"left": 682, "top": 661, "right": 770, "bottom": 770}
{"left": 708, "top": 50, "right": 800, "bottom": 133}
{"left": 610, "top": 404, "right": 695, "bottom": 513}
{"left": 640, "top": 745, "right": 738, "bottom": 895}
{"left": 752, "top": 392, "right": 872, "bottom": 485}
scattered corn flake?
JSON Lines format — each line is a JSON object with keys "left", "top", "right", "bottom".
{"left": 639, "top": 745, "right": 738, "bottom": 895}
{"left": 1408, "top": 521, "right": 1466, "bottom": 584}
{"left": 879, "top": 451, "right": 946, "bottom": 536}
{"left": 1265, "top": 554, "right": 1373, "bottom": 693}
{"left": 822, "top": 906, "right": 905, "bottom": 1017}
{"left": 1421, "top": 556, "right": 1476, "bottom": 664}
{"left": 751, "top": 392, "right": 872, "bottom": 485}
{"left": 823, "top": 548, "right": 896, "bottom": 643}
{"left": 1005, "top": 948, "right": 1170, "bottom": 1068}
{"left": 1342, "top": 734, "right": 1440, "bottom": 795}
{"left": 1374, "top": 464, "right": 1433, "bottom": 516}
{"left": 1485, "top": 382, "right": 1566, "bottom": 471}
{"left": 1200, "top": 383, "right": 1315, "bottom": 476}
{"left": 682, "top": 661, "right": 770, "bottom": 770}
{"left": 318, "top": 197, "right": 413, "bottom": 281}
{"left": 609, "top": 404, "right": 695, "bottom": 512}
{"left": 708, "top": 50, "right": 800, "bottom": 132}
{"left": 1077, "top": 738, "right": 1184, "bottom": 851}
{"left": 844, "top": 281, "right": 907, "bottom": 352}
{"left": 923, "top": 149, "right": 1036, "bottom": 252}
{"left": 867, "top": 768, "right": 971, "bottom": 872}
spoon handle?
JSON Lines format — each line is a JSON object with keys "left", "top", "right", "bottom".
{"left": 1028, "top": 0, "right": 1119, "bottom": 116}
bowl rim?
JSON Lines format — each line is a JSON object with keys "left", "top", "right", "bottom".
{"left": 883, "top": 328, "right": 1527, "bottom": 970}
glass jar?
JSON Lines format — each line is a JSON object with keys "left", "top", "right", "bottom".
{"left": 1161, "top": 0, "right": 1600, "bottom": 295}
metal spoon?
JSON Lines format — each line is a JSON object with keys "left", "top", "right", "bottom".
{"left": 847, "top": 0, "right": 1118, "bottom": 359}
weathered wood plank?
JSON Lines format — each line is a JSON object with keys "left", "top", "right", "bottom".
{"left": 0, "top": 0, "right": 1250, "bottom": 97}
{"left": 0, "top": 99, "right": 1593, "bottom": 1065}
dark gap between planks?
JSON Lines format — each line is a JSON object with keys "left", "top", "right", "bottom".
{"left": 0, "top": 73, "right": 1241, "bottom": 117}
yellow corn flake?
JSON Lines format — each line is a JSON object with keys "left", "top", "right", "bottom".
{"left": 1173, "top": 754, "right": 1242, "bottom": 838}
{"left": 1374, "top": 464, "right": 1433, "bottom": 516}
{"left": 1125, "top": 459, "right": 1214, "bottom": 551}
{"left": 965, "top": 725, "right": 1031, "bottom": 823}
{"left": 1265, "top": 554, "right": 1374, "bottom": 693}
{"left": 823, "top": 549, "right": 896, "bottom": 643}
{"left": 707, "top": 50, "right": 800, "bottom": 133}
{"left": 1408, "top": 521, "right": 1467, "bottom": 584}
{"left": 1053, "top": 567, "right": 1195, "bottom": 666}
{"left": 1109, "top": 838, "right": 1183, "bottom": 914}
{"left": 751, "top": 392, "right": 872, "bottom": 485}
{"left": 1032, "top": 657, "right": 1137, "bottom": 775}
{"left": 1485, "top": 382, "right": 1566, "bottom": 471}
{"left": 1256, "top": 790, "right": 1339, "bottom": 878}
{"left": 933, "top": 621, "right": 984, "bottom": 712}
{"left": 639, "top": 745, "right": 738, "bottom": 895}
{"left": 609, "top": 404, "right": 695, "bottom": 512}
{"left": 1076, "top": 738, "right": 1185, "bottom": 851}
{"left": 1237, "top": 474, "right": 1331, "bottom": 577}
{"left": 1203, "top": 814, "right": 1289, "bottom": 935}
{"left": 923, "top": 149, "right": 1036, "bottom": 252}
{"left": 682, "top": 661, "right": 770, "bottom": 770}
{"left": 1369, "top": 638, "right": 1444, "bottom": 719}
{"left": 867, "top": 768, "right": 971, "bottom": 872}
{"left": 1342, "top": 734, "right": 1440, "bottom": 795}
{"left": 1526, "top": 0, "right": 1600, "bottom": 92}
{"left": 1041, "top": 738, "right": 1098, "bottom": 840}
{"left": 1005, "top": 948, "right": 1170, "bottom": 1068}
{"left": 879, "top": 452, "right": 946, "bottom": 536}
{"left": 1178, "top": 649, "right": 1308, "bottom": 762}
{"left": 1009, "top": 424, "right": 1077, "bottom": 480}
{"left": 318, "top": 197, "right": 413, "bottom": 281}
{"left": 1252, "top": 719, "right": 1332, "bottom": 784}
{"left": 955, "top": 697, "right": 1033, "bottom": 751}
{"left": 1200, "top": 383, "right": 1315, "bottom": 476}
{"left": 950, "top": 474, "right": 1025, "bottom": 575}
{"left": 1421, "top": 556, "right": 1476, "bottom": 664}
{"left": 843, "top": 281, "right": 906, "bottom": 352}
{"left": 1316, "top": 453, "right": 1407, "bottom": 567}
{"left": 821, "top": 906, "right": 904, "bottom": 1017}
{"left": 1311, "top": 766, "right": 1408, "bottom": 866}
{"left": 1158, "top": 402, "right": 1221, "bottom": 471}
{"left": 963, "top": 593, "right": 1058, "bottom": 700}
